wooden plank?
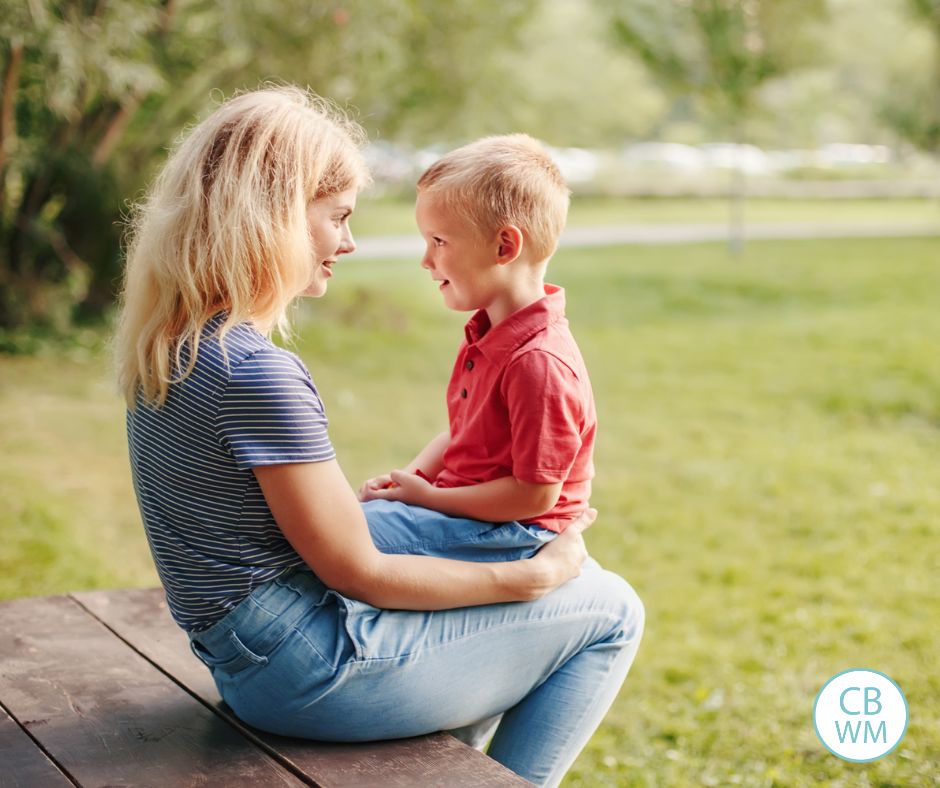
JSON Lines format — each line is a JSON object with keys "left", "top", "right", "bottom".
{"left": 73, "top": 588, "right": 532, "bottom": 787}
{"left": 0, "top": 595, "right": 307, "bottom": 788}
{"left": 0, "top": 705, "right": 74, "bottom": 788}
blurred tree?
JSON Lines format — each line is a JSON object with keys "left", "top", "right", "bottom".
{"left": 882, "top": 0, "right": 940, "bottom": 152}
{"left": 0, "top": 0, "right": 538, "bottom": 336}
{"left": 4, "top": 0, "right": 931, "bottom": 338}
{"left": 1, "top": 0, "right": 170, "bottom": 331}
{"left": 603, "top": 0, "right": 828, "bottom": 130}
{"left": 774, "top": 0, "right": 932, "bottom": 151}
{"left": 600, "top": 0, "right": 827, "bottom": 251}
{"left": 505, "top": 0, "right": 666, "bottom": 148}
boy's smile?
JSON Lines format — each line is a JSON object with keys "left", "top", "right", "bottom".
{"left": 415, "top": 193, "right": 505, "bottom": 316}
{"left": 415, "top": 192, "right": 547, "bottom": 326}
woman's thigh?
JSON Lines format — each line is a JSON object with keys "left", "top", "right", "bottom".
{"left": 228, "top": 560, "right": 643, "bottom": 742}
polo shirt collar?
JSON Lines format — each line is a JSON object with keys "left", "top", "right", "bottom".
{"left": 464, "top": 284, "right": 566, "bottom": 361}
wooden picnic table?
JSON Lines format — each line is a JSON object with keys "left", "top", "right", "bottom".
{"left": 0, "top": 588, "right": 530, "bottom": 787}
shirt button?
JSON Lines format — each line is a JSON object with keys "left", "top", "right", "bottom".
{"left": 460, "top": 388, "right": 468, "bottom": 398}
{"left": 465, "top": 360, "right": 474, "bottom": 371}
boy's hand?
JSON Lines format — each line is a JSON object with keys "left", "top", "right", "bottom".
{"left": 360, "top": 469, "right": 434, "bottom": 507}
{"left": 357, "top": 473, "right": 395, "bottom": 501}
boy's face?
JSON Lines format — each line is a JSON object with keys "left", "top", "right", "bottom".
{"left": 415, "top": 192, "right": 502, "bottom": 314}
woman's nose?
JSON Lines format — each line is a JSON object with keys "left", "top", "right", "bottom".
{"left": 338, "top": 226, "right": 356, "bottom": 255}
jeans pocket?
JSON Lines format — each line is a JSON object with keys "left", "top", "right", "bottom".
{"left": 321, "top": 590, "right": 381, "bottom": 662}
{"left": 190, "top": 628, "right": 270, "bottom": 676}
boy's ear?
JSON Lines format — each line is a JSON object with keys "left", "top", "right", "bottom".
{"left": 495, "top": 225, "right": 524, "bottom": 265}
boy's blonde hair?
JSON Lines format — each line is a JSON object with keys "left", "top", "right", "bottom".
{"left": 115, "top": 86, "right": 368, "bottom": 408}
{"left": 416, "top": 134, "right": 570, "bottom": 263}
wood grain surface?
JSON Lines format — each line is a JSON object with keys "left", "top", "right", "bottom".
{"left": 0, "top": 590, "right": 531, "bottom": 787}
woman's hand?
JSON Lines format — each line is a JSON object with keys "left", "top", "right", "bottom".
{"left": 522, "top": 508, "right": 596, "bottom": 599}
{"left": 256, "top": 459, "right": 590, "bottom": 611}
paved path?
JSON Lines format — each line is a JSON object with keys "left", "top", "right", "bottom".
{"left": 352, "top": 221, "right": 940, "bottom": 259}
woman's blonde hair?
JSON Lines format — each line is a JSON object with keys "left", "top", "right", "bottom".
{"left": 115, "top": 85, "right": 368, "bottom": 408}
{"left": 416, "top": 134, "right": 570, "bottom": 263}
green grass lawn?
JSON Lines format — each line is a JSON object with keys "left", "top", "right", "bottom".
{"left": 2, "top": 236, "right": 938, "bottom": 785}
{"left": 352, "top": 196, "right": 940, "bottom": 236}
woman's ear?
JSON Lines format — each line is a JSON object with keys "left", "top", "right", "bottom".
{"left": 495, "top": 225, "right": 524, "bottom": 265}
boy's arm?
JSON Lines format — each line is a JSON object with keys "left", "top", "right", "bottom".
{"left": 255, "top": 459, "right": 594, "bottom": 610}
{"left": 366, "top": 470, "right": 562, "bottom": 522}
{"left": 364, "top": 350, "right": 585, "bottom": 521}
{"left": 359, "top": 430, "right": 449, "bottom": 500}
{"left": 404, "top": 429, "right": 449, "bottom": 478}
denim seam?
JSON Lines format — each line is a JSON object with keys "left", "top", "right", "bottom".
{"left": 225, "top": 596, "right": 300, "bottom": 661}
{"left": 533, "top": 629, "right": 642, "bottom": 784}
{"left": 350, "top": 609, "right": 624, "bottom": 665}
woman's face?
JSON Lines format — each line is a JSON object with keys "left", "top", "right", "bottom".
{"left": 303, "top": 187, "right": 358, "bottom": 297}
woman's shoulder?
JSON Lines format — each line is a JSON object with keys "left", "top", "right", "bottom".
{"left": 227, "top": 344, "right": 312, "bottom": 388}
{"left": 197, "top": 317, "right": 305, "bottom": 378}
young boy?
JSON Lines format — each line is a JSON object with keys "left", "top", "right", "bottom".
{"left": 359, "top": 134, "right": 596, "bottom": 562}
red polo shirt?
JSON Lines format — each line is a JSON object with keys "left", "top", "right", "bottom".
{"left": 432, "top": 284, "right": 596, "bottom": 533}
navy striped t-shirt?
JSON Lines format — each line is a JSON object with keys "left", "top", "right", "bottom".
{"left": 127, "top": 314, "right": 335, "bottom": 631}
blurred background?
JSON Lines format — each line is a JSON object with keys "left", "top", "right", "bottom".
{"left": 1, "top": 1, "right": 938, "bottom": 785}
{"left": 1, "top": 0, "right": 939, "bottom": 337}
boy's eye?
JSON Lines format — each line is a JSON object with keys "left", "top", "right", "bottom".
{"left": 433, "top": 237, "right": 444, "bottom": 247}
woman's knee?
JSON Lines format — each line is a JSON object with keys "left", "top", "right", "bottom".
{"left": 582, "top": 563, "right": 645, "bottom": 644}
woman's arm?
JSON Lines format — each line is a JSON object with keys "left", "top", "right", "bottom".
{"left": 255, "top": 459, "right": 591, "bottom": 610}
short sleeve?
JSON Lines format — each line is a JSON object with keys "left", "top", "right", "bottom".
{"left": 215, "top": 348, "right": 335, "bottom": 470}
{"left": 502, "top": 350, "right": 585, "bottom": 484}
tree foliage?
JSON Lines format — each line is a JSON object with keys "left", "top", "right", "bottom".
{"left": 600, "top": 0, "right": 827, "bottom": 253}
{"left": 602, "top": 0, "right": 827, "bottom": 130}
{"left": 0, "top": 0, "right": 539, "bottom": 335}
{"left": 882, "top": 0, "right": 940, "bottom": 151}
{"left": 1, "top": 0, "right": 170, "bottom": 331}
{"left": 1, "top": 0, "right": 938, "bottom": 336}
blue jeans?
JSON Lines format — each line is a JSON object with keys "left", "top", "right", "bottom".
{"left": 361, "top": 499, "right": 559, "bottom": 561}
{"left": 189, "top": 507, "right": 644, "bottom": 787}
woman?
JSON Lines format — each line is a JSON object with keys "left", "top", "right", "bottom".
{"left": 115, "top": 86, "right": 643, "bottom": 787}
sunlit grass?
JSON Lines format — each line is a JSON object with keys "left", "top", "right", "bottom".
{"left": 1, "top": 236, "right": 938, "bottom": 785}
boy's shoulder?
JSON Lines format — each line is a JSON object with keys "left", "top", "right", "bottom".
{"left": 509, "top": 315, "right": 588, "bottom": 378}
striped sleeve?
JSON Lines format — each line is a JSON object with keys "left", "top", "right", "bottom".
{"left": 215, "top": 348, "right": 335, "bottom": 470}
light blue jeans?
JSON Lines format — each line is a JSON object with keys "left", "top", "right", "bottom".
{"left": 362, "top": 499, "right": 560, "bottom": 561}
{"left": 189, "top": 502, "right": 644, "bottom": 787}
